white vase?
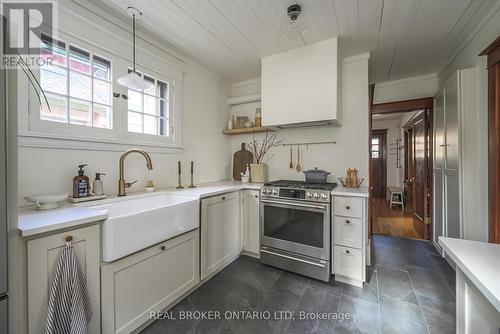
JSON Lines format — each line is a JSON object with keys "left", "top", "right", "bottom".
{"left": 250, "top": 163, "right": 268, "bottom": 183}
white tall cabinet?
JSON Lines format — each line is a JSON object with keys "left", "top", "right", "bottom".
{"left": 433, "top": 67, "right": 489, "bottom": 251}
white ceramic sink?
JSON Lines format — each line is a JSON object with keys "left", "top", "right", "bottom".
{"left": 87, "top": 193, "right": 199, "bottom": 262}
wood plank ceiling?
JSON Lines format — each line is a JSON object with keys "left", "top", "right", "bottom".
{"left": 97, "top": 0, "right": 497, "bottom": 84}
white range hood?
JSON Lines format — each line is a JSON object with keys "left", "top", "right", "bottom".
{"left": 261, "top": 38, "right": 341, "bottom": 128}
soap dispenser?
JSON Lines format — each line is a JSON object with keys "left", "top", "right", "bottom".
{"left": 93, "top": 173, "right": 106, "bottom": 196}
{"left": 73, "top": 164, "right": 90, "bottom": 198}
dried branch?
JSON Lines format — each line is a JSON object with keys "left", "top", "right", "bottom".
{"left": 247, "top": 132, "right": 282, "bottom": 164}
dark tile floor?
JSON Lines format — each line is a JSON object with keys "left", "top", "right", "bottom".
{"left": 142, "top": 235, "right": 456, "bottom": 334}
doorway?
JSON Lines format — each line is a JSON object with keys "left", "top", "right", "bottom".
{"left": 371, "top": 130, "right": 387, "bottom": 198}
{"left": 369, "top": 98, "right": 433, "bottom": 240}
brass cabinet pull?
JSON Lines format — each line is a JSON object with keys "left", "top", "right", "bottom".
{"left": 346, "top": 205, "right": 351, "bottom": 210}
{"left": 346, "top": 250, "right": 350, "bottom": 254}
{"left": 160, "top": 245, "right": 166, "bottom": 251}
{"left": 345, "top": 220, "right": 350, "bottom": 224}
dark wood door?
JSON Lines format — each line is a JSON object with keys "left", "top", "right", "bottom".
{"left": 371, "top": 130, "right": 387, "bottom": 198}
{"left": 480, "top": 36, "right": 500, "bottom": 243}
{"left": 404, "top": 128, "right": 414, "bottom": 212}
{"left": 414, "top": 115, "right": 426, "bottom": 222}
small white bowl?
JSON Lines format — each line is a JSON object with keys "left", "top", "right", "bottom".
{"left": 24, "top": 193, "right": 69, "bottom": 210}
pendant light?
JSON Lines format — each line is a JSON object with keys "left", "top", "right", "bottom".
{"left": 117, "top": 6, "right": 154, "bottom": 90}
{"left": 281, "top": 4, "right": 307, "bottom": 40}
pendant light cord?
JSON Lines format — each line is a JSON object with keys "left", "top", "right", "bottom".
{"left": 132, "top": 13, "right": 136, "bottom": 71}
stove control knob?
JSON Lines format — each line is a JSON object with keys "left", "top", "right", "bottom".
{"left": 320, "top": 194, "right": 328, "bottom": 200}
{"left": 272, "top": 189, "right": 278, "bottom": 195}
{"left": 306, "top": 192, "right": 312, "bottom": 198}
{"left": 266, "top": 189, "right": 273, "bottom": 194}
{"left": 313, "top": 192, "right": 320, "bottom": 199}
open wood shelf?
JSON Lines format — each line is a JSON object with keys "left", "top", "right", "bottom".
{"left": 222, "top": 127, "right": 274, "bottom": 135}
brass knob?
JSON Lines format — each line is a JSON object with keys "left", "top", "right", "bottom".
{"left": 222, "top": 196, "right": 226, "bottom": 200}
{"left": 346, "top": 250, "right": 350, "bottom": 254}
{"left": 346, "top": 220, "right": 350, "bottom": 224}
{"left": 346, "top": 205, "right": 351, "bottom": 210}
{"left": 160, "top": 245, "right": 166, "bottom": 251}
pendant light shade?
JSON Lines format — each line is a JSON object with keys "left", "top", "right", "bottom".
{"left": 117, "top": 7, "right": 154, "bottom": 90}
{"left": 117, "top": 70, "right": 151, "bottom": 90}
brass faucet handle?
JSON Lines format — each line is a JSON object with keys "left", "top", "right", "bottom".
{"left": 125, "top": 180, "right": 138, "bottom": 188}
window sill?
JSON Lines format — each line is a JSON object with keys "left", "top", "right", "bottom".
{"left": 18, "top": 131, "right": 184, "bottom": 154}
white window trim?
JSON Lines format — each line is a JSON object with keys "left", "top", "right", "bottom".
{"left": 19, "top": 30, "right": 184, "bottom": 154}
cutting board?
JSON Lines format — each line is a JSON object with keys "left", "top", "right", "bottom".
{"left": 233, "top": 143, "right": 253, "bottom": 181}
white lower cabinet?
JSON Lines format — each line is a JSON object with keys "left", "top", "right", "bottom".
{"left": 333, "top": 245, "right": 363, "bottom": 282}
{"left": 101, "top": 229, "right": 199, "bottom": 334}
{"left": 27, "top": 224, "right": 101, "bottom": 334}
{"left": 332, "top": 195, "right": 367, "bottom": 287}
{"left": 242, "top": 189, "right": 260, "bottom": 256}
{"left": 201, "top": 192, "right": 241, "bottom": 280}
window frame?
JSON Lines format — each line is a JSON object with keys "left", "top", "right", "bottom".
{"left": 22, "top": 31, "right": 183, "bottom": 151}
{"left": 125, "top": 70, "right": 173, "bottom": 139}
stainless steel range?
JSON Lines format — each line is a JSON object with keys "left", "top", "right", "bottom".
{"left": 260, "top": 180, "right": 337, "bottom": 282}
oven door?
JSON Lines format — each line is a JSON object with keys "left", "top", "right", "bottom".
{"left": 260, "top": 198, "right": 330, "bottom": 260}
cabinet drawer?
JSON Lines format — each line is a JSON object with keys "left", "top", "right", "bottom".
{"left": 334, "top": 197, "right": 363, "bottom": 218}
{"left": 333, "top": 245, "right": 363, "bottom": 281}
{"left": 333, "top": 216, "right": 363, "bottom": 249}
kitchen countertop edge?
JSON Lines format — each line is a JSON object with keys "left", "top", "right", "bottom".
{"left": 439, "top": 236, "right": 500, "bottom": 313}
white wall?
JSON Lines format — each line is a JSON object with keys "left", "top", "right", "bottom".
{"left": 17, "top": 1, "right": 231, "bottom": 204}
{"left": 372, "top": 119, "right": 401, "bottom": 188}
{"left": 373, "top": 74, "right": 439, "bottom": 104}
{"left": 229, "top": 54, "right": 370, "bottom": 185}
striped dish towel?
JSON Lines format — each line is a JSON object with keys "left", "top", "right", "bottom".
{"left": 45, "top": 242, "right": 92, "bottom": 334}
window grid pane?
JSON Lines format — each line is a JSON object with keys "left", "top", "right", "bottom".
{"left": 126, "top": 71, "right": 171, "bottom": 137}
{"left": 39, "top": 36, "right": 112, "bottom": 129}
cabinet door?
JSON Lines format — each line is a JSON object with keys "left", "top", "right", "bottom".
{"left": 333, "top": 216, "right": 363, "bottom": 249}
{"left": 101, "top": 230, "right": 199, "bottom": 334}
{"left": 445, "top": 173, "right": 461, "bottom": 238}
{"left": 333, "top": 245, "right": 362, "bottom": 281}
{"left": 433, "top": 92, "right": 445, "bottom": 251}
{"left": 243, "top": 190, "right": 260, "bottom": 255}
{"left": 27, "top": 225, "right": 100, "bottom": 334}
{"left": 201, "top": 192, "right": 240, "bottom": 280}
{"left": 444, "top": 73, "right": 460, "bottom": 171}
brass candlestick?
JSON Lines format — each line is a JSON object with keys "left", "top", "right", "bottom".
{"left": 176, "top": 161, "right": 184, "bottom": 189}
{"left": 188, "top": 161, "right": 196, "bottom": 188}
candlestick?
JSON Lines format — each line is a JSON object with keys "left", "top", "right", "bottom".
{"left": 189, "top": 161, "right": 196, "bottom": 188}
{"left": 176, "top": 161, "right": 184, "bottom": 189}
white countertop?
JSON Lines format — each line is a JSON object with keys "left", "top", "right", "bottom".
{"left": 439, "top": 237, "right": 500, "bottom": 312}
{"left": 163, "top": 180, "right": 263, "bottom": 198}
{"left": 331, "top": 186, "right": 369, "bottom": 198}
{"left": 18, "top": 181, "right": 263, "bottom": 238}
{"left": 18, "top": 204, "right": 108, "bottom": 238}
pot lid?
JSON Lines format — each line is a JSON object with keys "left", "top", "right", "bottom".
{"left": 303, "top": 167, "right": 331, "bottom": 175}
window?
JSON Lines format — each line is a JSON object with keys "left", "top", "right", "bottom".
{"left": 127, "top": 70, "right": 170, "bottom": 137}
{"left": 39, "top": 34, "right": 112, "bottom": 129}
{"left": 371, "top": 138, "right": 380, "bottom": 159}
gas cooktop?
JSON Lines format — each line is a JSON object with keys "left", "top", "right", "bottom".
{"left": 261, "top": 180, "right": 337, "bottom": 203}
{"left": 264, "top": 180, "right": 338, "bottom": 191}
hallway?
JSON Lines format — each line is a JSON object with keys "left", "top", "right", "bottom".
{"left": 372, "top": 197, "right": 425, "bottom": 239}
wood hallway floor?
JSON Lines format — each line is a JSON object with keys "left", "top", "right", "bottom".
{"left": 372, "top": 197, "right": 425, "bottom": 240}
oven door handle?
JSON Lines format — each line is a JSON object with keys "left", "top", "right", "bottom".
{"left": 260, "top": 199, "right": 328, "bottom": 211}
{"left": 260, "top": 249, "right": 326, "bottom": 268}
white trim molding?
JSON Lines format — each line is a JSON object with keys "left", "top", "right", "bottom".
{"left": 18, "top": 132, "right": 184, "bottom": 154}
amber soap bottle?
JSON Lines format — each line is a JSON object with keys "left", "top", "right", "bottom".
{"left": 73, "top": 164, "right": 90, "bottom": 198}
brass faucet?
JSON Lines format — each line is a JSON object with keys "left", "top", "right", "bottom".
{"left": 118, "top": 149, "right": 153, "bottom": 196}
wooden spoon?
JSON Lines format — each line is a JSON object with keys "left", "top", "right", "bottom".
{"left": 296, "top": 146, "right": 301, "bottom": 172}
{"left": 289, "top": 147, "right": 294, "bottom": 169}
